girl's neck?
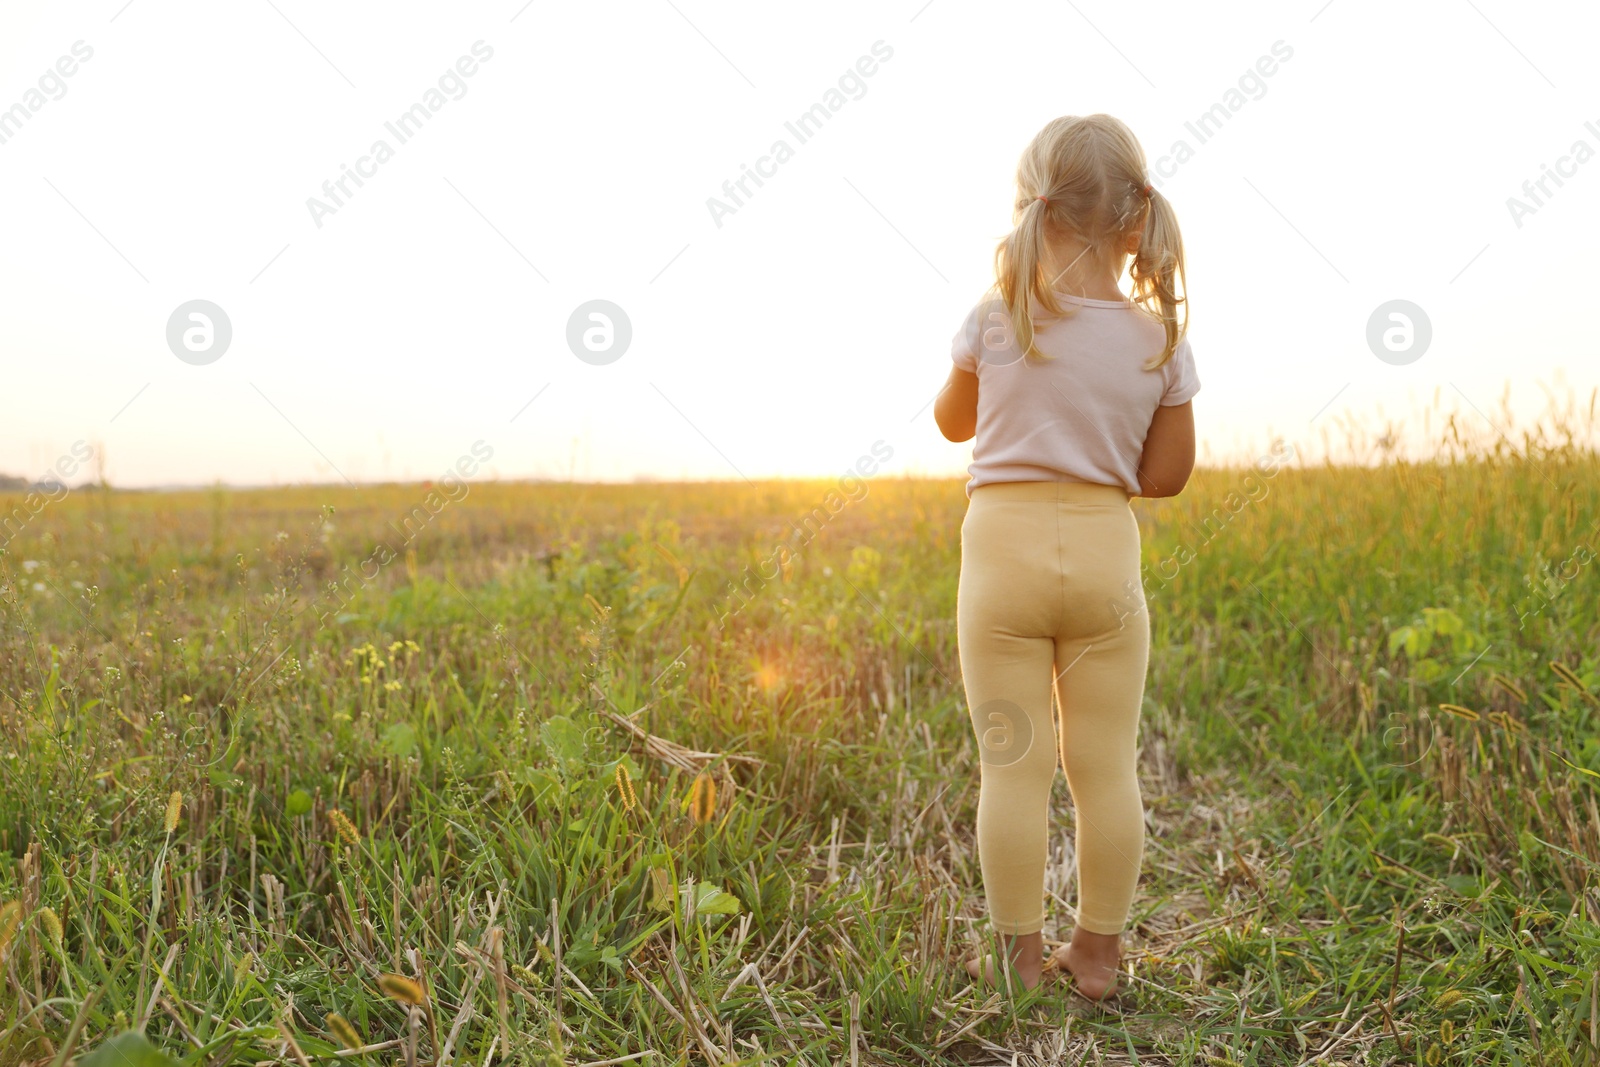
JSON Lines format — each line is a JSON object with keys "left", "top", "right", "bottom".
{"left": 1040, "top": 236, "right": 1128, "bottom": 302}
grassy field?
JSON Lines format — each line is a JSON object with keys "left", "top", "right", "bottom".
{"left": 2, "top": 413, "right": 1599, "bottom": 1065}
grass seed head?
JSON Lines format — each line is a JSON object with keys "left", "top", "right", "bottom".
{"left": 1487, "top": 710, "right": 1526, "bottom": 735}
{"left": 689, "top": 771, "right": 716, "bottom": 824}
{"left": 36, "top": 906, "right": 62, "bottom": 946}
{"left": 325, "top": 1012, "right": 363, "bottom": 1049}
{"left": 327, "top": 808, "right": 361, "bottom": 847}
{"left": 615, "top": 762, "right": 639, "bottom": 812}
{"left": 1542, "top": 659, "right": 1593, "bottom": 700}
{"left": 1491, "top": 673, "right": 1527, "bottom": 702}
{"left": 164, "top": 790, "right": 183, "bottom": 834}
{"left": 377, "top": 972, "right": 426, "bottom": 1005}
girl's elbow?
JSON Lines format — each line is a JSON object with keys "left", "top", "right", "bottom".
{"left": 933, "top": 407, "right": 975, "bottom": 443}
{"left": 1139, "top": 465, "right": 1193, "bottom": 498}
{"left": 1163, "top": 468, "right": 1195, "bottom": 497}
{"left": 939, "top": 422, "right": 975, "bottom": 444}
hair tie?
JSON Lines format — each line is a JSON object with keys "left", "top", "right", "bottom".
{"left": 1142, "top": 183, "right": 1154, "bottom": 198}
{"left": 1036, "top": 195, "right": 1049, "bottom": 205}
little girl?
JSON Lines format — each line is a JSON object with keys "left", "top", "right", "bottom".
{"left": 934, "top": 113, "right": 1198, "bottom": 1000}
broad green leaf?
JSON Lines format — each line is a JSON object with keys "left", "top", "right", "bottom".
{"left": 647, "top": 867, "right": 673, "bottom": 911}
{"left": 382, "top": 722, "right": 418, "bottom": 758}
{"left": 1423, "top": 607, "right": 1463, "bottom": 635}
{"left": 540, "top": 715, "right": 587, "bottom": 765}
{"left": 600, "top": 752, "right": 641, "bottom": 780}
{"left": 689, "top": 882, "right": 742, "bottom": 916}
{"left": 284, "top": 789, "right": 313, "bottom": 817}
{"left": 78, "top": 1031, "right": 182, "bottom": 1067}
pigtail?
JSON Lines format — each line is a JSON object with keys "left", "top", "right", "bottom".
{"left": 1129, "top": 186, "right": 1187, "bottom": 370}
{"left": 992, "top": 196, "right": 1061, "bottom": 362}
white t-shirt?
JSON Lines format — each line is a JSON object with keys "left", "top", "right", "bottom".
{"left": 950, "top": 290, "right": 1200, "bottom": 497}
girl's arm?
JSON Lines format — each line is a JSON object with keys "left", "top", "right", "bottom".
{"left": 1134, "top": 401, "right": 1195, "bottom": 498}
{"left": 934, "top": 365, "right": 978, "bottom": 443}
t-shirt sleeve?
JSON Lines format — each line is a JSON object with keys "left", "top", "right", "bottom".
{"left": 951, "top": 303, "right": 979, "bottom": 374}
{"left": 1159, "top": 336, "right": 1201, "bottom": 406}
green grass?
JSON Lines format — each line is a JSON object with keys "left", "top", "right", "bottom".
{"left": 1, "top": 416, "right": 1599, "bottom": 1064}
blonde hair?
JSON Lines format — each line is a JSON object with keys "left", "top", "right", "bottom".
{"left": 992, "top": 114, "right": 1187, "bottom": 368}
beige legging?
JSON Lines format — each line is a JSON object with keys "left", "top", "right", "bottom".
{"left": 956, "top": 480, "right": 1149, "bottom": 936}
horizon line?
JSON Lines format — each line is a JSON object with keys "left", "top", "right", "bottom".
{"left": 5, "top": 450, "right": 1598, "bottom": 496}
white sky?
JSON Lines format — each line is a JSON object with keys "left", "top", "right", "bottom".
{"left": 2, "top": 0, "right": 1596, "bottom": 487}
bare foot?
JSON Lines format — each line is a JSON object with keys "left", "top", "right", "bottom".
{"left": 1051, "top": 926, "right": 1121, "bottom": 1001}
{"left": 964, "top": 930, "right": 1043, "bottom": 992}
